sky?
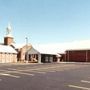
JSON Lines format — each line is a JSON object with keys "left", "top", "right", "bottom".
{"left": 0, "top": 0, "right": 90, "bottom": 45}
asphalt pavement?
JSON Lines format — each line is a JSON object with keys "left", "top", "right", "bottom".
{"left": 0, "top": 63, "right": 90, "bottom": 90}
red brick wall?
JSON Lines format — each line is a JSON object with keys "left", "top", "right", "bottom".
{"left": 87, "top": 50, "right": 90, "bottom": 62}
{"left": 4, "top": 37, "right": 13, "bottom": 45}
{"left": 64, "top": 50, "right": 90, "bottom": 62}
{"left": 18, "top": 45, "right": 32, "bottom": 62}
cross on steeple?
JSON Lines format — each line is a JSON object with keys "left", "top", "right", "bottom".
{"left": 6, "top": 23, "right": 12, "bottom": 36}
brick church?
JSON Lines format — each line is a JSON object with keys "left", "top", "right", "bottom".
{"left": 0, "top": 23, "right": 17, "bottom": 63}
{"left": 0, "top": 23, "right": 32, "bottom": 63}
{"left": 0, "top": 23, "right": 60, "bottom": 63}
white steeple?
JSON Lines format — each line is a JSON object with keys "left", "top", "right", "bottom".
{"left": 6, "top": 23, "right": 13, "bottom": 37}
{"left": 4, "top": 23, "right": 14, "bottom": 45}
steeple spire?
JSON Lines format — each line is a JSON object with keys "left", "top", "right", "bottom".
{"left": 6, "top": 23, "right": 12, "bottom": 37}
{"left": 4, "top": 23, "right": 14, "bottom": 45}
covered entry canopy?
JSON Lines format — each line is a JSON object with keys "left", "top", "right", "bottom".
{"left": 27, "top": 47, "right": 40, "bottom": 54}
{"left": 27, "top": 46, "right": 58, "bottom": 63}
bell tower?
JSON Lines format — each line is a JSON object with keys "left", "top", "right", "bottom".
{"left": 4, "top": 23, "right": 14, "bottom": 45}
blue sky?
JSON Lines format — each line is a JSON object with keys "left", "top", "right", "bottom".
{"left": 0, "top": 0, "right": 90, "bottom": 44}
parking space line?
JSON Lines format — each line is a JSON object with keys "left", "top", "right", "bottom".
{"left": 36, "top": 69, "right": 58, "bottom": 73}
{"left": 50, "top": 69, "right": 63, "bottom": 72}
{"left": 31, "top": 68, "right": 64, "bottom": 73}
{"left": 29, "top": 71, "right": 46, "bottom": 74}
{"left": 68, "top": 85, "right": 90, "bottom": 90}
{"left": 47, "top": 70, "right": 56, "bottom": 72}
{"left": 0, "top": 70, "right": 9, "bottom": 72}
{"left": 14, "top": 66, "right": 64, "bottom": 72}
{"left": 12, "top": 71, "right": 34, "bottom": 76}
{"left": 2, "top": 70, "right": 34, "bottom": 76}
{"left": 0, "top": 73, "right": 20, "bottom": 78}
{"left": 81, "top": 80, "right": 90, "bottom": 83}
{"left": 4, "top": 65, "right": 83, "bottom": 73}
{"left": 7, "top": 68, "right": 18, "bottom": 70}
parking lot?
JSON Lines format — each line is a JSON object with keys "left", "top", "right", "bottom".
{"left": 0, "top": 63, "right": 90, "bottom": 90}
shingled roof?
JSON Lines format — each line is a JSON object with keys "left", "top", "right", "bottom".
{"left": 0, "top": 45, "right": 17, "bottom": 53}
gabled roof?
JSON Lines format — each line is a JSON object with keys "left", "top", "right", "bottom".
{"left": 32, "top": 40, "right": 90, "bottom": 54}
{"left": 29, "top": 46, "right": 58, "bottom": 55}
{"left": 11, "top": 43, "right": 31, "bottom": 49}
{"left": 12, "top": 40, "right": 90, "bottom": 54}
{"left": 65, "top": 40, "right": 90, "bottom": 50}
{"left": 27, "top": 47, "right": 40, "bottom": 54}
{"left": 0, "top": 45, "right": 17, "bottom": 53}
{"left": 11, "top": 43, "right": 26, "bottom": 49}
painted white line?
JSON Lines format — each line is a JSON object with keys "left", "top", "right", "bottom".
{"left": 0, "top": 70, "right": 9, "bottom": 72}
{"left": 30, "top": 71, "right": 46, "bottom": 74}
{"left": 0, "top": 73, "right": 20, "bottom": 78}
{"left": 6, "top": 65, "right": 75, "bottom": 73}
{"left": 0, "top": 70, "right": 34, "bottom": 76}
{"left": 7, "top": 68, "right": 17, "bottom": 70}
{"left": 81, "top": 80, "right": 90, "bottom": 84}
{"left": 48, "top": 70, "right": 56, "bottom": 72}
{"left": 51, "top": 69, "right": 63, "bottom": 72}
{"left": 68, "top": 85, "right": 90, "bottom": 90}
{"left": 13, "top": 71, "right": 34, "bottom": 76}
{"left": 16, "top": 66, "right": 64, "bottom": 72}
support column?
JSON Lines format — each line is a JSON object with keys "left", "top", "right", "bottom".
{"left": 86, "top": 50, "right": 88, "bottom": 62}
{"left": 38, "top": 54, "right": 41, "bottom": 63}
{"left": 26, "top": 53, "right": 29, "bottom": 63}
{"left": 67, "top": 51, "right": 69, "bottom": 62}
{"left": 57, "top": 57, "right": 60, "bottom": 63}
{"left": 56, "top": 54, "right": 61, "bottom": 63}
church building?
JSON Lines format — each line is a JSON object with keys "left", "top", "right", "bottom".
{"left": 0, "top": 23, "right": 17, "bottom": 63}
{"left": 0, "top": 23, "right": 60, "bottom": 63}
